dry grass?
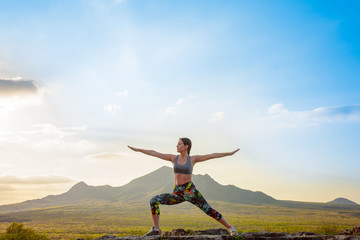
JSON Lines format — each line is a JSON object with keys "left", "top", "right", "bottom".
{"left": 0, "top": 200, "right": 359, "bottom": 239}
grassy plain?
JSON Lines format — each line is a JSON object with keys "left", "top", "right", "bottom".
{"left": 0, "top": 200, "right": 359, "bottom": 240}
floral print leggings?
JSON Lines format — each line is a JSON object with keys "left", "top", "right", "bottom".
{"left": 150, "top": 181, "right": 222, "bottom": 221}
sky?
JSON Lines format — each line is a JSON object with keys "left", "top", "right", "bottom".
{"left": 0, "top": 0, "right": 360, "bottom": 205}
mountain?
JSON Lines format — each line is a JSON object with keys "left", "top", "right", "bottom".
{"left": 0, "top": 166, "right": 275, "bottom": 213}
{"left": 327, "top": 197, "right": 359, "bottom": 205}
{"left": 0, "top": 181, "right": 123, "bottom": 213}
{"left": 115, "top": 166, "right": 276, "bottom": 204}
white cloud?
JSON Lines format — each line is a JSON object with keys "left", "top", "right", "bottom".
{"left": 0, "top": 175, "right": 74, "bottom": 185}
{"left": 268, "top": 103, "right": 288, "bottom": 115}
{"left": 0, "top": 185, "right": 13, "bottom": 191}
{"left": 104, "top": 104, "right": 122, "bottom": 115}
{"left": 211, "top": 111, "right": 225, "bottom": 122}
{"left": 0, "top": 124, "right": 89, "bottom": 148}
{"left": 31, "top": 124, "right": 87, "bottom": 139}
{"left": 0, "top": 77, "right": 44, "bottom": 117}
{"left": 312, "top": 105, "right": 360, "bottom": 121}
{"left": 0, "top": 77, "right": 40, "bottom": 97}
{"left": 164, "top": 98, "right": 184, "bottom": 116}
{"left": 0, "top": 97, "right": 41, "bottom": 117}
{"left": 116, "top": 90, "right": 128, "bottom": 98}
{"left": 87, "top": 152, "right": 135, "bottom": 160}
{"left": 102, "top": 91, "right": 128, "bottom": 117}
{"left": 0, "top": 175, "right": 75, "bottom": 205}
{"left": 265, "top": 103, "right": 360, "bottom": 126}
{"left": 33, "top": 123, "right": 73, "bottom": 138}
{"left": 33, "top": 125, "right": 90, "bottom": 149}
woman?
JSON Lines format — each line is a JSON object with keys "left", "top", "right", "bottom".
{"left": 128, "top": 137, "right": 239, "bottom": 238}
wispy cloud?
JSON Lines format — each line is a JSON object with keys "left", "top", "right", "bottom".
{"left": 116, "top": 90, "right": 128, "bottom": 98}
{"left": 0, "top": 175, "right": 74, "bottom": 185}
{"left": 0, "top": 77, "right": 43, "bottom": 116}
{"left": 0, "top": 77, "right": 40, "bottom": 97}
{"left": 32, "top": 124, "right": 87, "bottom": 137}
{"left": 0, "top": 185, "right": 13, "bottom": 191}
{"left": 0, "top": 124, "right": 88, "bottom": 148}
{"left": 211, "top": 111, "right": 225, "bottom": 122}
{"left": 103, "top": 91, "right": 128, "bottom": 117}
{"left": 104, "top": 104, "right": 122, "bottom": 115}
{"left": 33, "top": 124, "right": 89, "bottom": 149}
{"left": 164, "top": 98, "right": 184, "bottom": 116}
{"left": 0, "top": 175, "right": 75, "bottom": 205}
{"left": 266, "top": 103, "right": 360, "bottom": 126}
{"left": 88, "top": 152, "right": 134, "bottom": 160}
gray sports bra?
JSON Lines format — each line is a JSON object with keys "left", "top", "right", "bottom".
{"left": 174, "top": 155, "right": 193, "bottom": 175}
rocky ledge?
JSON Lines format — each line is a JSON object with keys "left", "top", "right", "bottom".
{"left": 82, "top": 226, "right": 360, "bottom": 240}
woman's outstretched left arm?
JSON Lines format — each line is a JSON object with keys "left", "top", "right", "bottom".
{"left": 193, "top": 149, "right": 240, "bottom": 163}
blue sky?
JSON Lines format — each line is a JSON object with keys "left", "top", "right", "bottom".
{"left": 0, "top": 0, "right": 360, "bottom": 205}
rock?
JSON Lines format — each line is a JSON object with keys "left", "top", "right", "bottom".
{"left": 192, "top": 229, "right": 229, "bottom": 236}
{"left": 293, "top": 232, "right": 316, "bottom": 236}
{"left": 89, "top": 235, "right": 122, "bottom": 240}
{"left": 163, "top": 228, "right": 191, "bottom": 236}
{"left": 339, "top": 229, "right": 352, "bottom": 235}
{"left": 355, "top": 226, "right": 360, "bottom": 235}
{"left": 162, "top": 228, "right": 229, "bottom": 237}
{"left": 241, "top": 231, "right": 320, "bottom": 239}
{"left": 91, "top": 228, "right": 360, "bottom": 240}
{"left": 339, "top": 226, "right": 360, "bottom": 236}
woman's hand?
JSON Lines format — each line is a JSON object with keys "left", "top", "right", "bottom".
{"left": 193, "top": 148, "right": 240, "bottom": 163}
{"left": 230, "top": 149, "right": 240, "bottom": 155}
{"left": 128, "top": 145, "right": 139, "bottom": 152}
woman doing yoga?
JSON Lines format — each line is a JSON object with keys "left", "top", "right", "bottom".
{"left": 128, "top": 137, "right": 240, "bottom": 238}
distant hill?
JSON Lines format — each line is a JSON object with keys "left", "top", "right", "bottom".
{"left": 0, "top": 181, "right": 123, "bottom": 213}
{"left": 327, "top": 197, "right": 358, "bottom": 205}
{"left": 0, "top": 166, "right": 276, "bottom": 213}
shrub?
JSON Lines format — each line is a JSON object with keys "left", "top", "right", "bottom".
{"left": 315, "top": 224, "right": 340, "bottom": 235}
{"left": 0, "top": 222, "right": 50, "bottom": 240}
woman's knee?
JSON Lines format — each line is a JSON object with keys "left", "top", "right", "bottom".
{"left": 192, "top": 197, "right": 223, "bottom": 221}
{"left": 150, "top": 195, "right": 159, "bottom": 206}
{"left": 150, "top": 196, "right": 160, "bottom": 215}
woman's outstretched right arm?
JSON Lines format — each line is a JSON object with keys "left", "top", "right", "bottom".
{"left": 127, "top": 145, "right": 174, "bottom": 162}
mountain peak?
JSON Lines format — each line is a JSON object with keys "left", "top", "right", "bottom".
{"left": 327, "top": 197, "right": 358, "bottom": 205}
{"left": 73, "top": 181, "right": 88, "bottom": 187}
{"left": 68, "top": 181, "right": 89, "bottom": 191}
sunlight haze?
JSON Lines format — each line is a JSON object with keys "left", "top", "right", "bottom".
{"left": 0, "top": 0, "right": 360, "bottom": 205}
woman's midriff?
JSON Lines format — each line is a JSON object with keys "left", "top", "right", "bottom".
{"left": 174, "top": 173, "right": 192, "bottom": 185}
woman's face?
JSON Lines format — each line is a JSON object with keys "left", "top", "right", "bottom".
{"left": 176, "top": 139, "right": 188, "bottom": 153}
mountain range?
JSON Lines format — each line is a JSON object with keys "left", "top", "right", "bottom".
{"left": 0, "top": 166, "right": 358, "bottom": 213}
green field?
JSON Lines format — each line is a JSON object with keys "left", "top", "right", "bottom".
{"left": 0, "top": 200, "right": 359, "bottom": 240}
